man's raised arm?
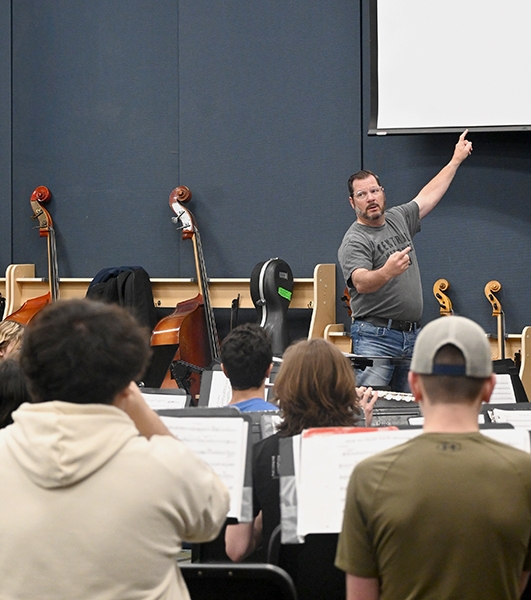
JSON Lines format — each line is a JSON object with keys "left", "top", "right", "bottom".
{"left": 413, "top": 129, "right": 472, "bottom": 219}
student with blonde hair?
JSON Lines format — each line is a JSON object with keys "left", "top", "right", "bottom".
{"left": 0, "top": 320, "right": 25, "bottom": 359}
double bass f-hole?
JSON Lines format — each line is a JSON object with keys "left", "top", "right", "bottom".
{"left": 484, "top": 280, "right": 505, "bottom": 360}
{"left": 433, "top": 279, "right": 453, "bottom": 316}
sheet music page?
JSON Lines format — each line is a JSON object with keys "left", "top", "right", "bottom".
{"left": 160, "top": 416, "right": 249, "bottom": 520}
{"left": 488, "top": 410, "right": 531, "bottom": 433}
{"left": 297, "top": 429, "right": 421, "bottom": 536}
{"left": 207, "top": 371, "right": 233, "bottom": 407}
{"left": 489, "top": 374, "right": 516, "bottom": 403}
{"left": 296, "top": 426, "right": 531, "bottom": 536}
{"left": 208, "top": 370, "right": 276, "bottom": 408}
{"left": 481, "top": 427, "right": 530, "bottom": 452}
{"left": 142, "top": 392, "right": 187, "bottom": 410}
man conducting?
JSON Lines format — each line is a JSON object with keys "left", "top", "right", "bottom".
{"left": 0, "top": 299, "right": 230, "bottom": 600}
{"left": 336, "top": 315, "right": 531, "bottom": 599}
{"left": 338, "top": 131, "right": 472, "bottom": 391}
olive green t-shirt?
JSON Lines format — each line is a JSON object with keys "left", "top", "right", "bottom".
{"left": 336, "top": 432, "right": 531, "bottom": 600}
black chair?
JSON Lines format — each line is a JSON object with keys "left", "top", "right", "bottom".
{"left": 267, "top": 527, "right": 345, "bottom": 600}
{"left": 180, "top": 563, "right": 297, "bottom": 600}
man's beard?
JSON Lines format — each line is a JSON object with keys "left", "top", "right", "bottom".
{"left": 355, "top": 200, "right": 385, "bottom": 222}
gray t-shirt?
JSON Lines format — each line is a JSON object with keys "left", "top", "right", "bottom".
{"left": 337, "top": 201, "right": 422, "bottom": 322}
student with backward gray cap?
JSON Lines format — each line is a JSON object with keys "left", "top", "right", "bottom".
{"left": 336, "top": 315, "right": 531, "bottom": 600}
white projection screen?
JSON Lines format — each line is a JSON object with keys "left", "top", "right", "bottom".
{"left": 369, "top": 0, "right": 531, "bottom": 135}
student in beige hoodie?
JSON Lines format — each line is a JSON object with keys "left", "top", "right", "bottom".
{"left": 0, "top": 298, "right": 229, "bottom": 600}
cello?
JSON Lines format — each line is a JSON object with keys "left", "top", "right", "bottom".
{"left": 151, "top": 186, "right": 220, "bottom": 402}
{"left": 484, "top": 280, "right": 505, "bottom": 360}
{"left": 5, "top": 186, "right": 59, "bottom": 324}
{"left": 432, "top": 279, "right": 453, "bottom": 316}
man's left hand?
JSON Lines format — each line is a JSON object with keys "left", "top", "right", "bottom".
{"left": 452, "top": 129, "right": 473, "bottom": 165}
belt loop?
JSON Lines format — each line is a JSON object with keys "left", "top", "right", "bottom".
{"left": 386, "top": 319, "right": 393, "bottom": 329}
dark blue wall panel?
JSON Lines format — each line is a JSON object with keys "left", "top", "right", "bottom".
{"left": 178, "top": 1, "right": 362, "bottom": 281}
{"left": 6, "top": 0, "right": 531, "bottom": 337}
{"left": 0, "top": 0, "right": 11, "bottom": 270}
{"left": 8, "top": 0, "right": 362, "bottom": 290}
{"left": 11, "top": 0, "right": 180, "bottom": 278}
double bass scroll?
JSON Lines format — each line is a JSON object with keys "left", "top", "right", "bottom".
{"left": 5, "top": 186, "right": 59, "bottom": 325}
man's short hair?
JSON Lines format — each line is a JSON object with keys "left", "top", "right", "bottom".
{"left": 348, "top": 170, "right": 382, "bottom": 197}
{"left": 419, "top": 344, "right": 487, "bottom": 403}
{"left": 220, "top": 323, "right": 272, "bottom": 390}
{"left": 20, "top": 299, "right": 151, "bottom": 405}
{"left": 411, "top": 316, "right": 492, "bottom": 403}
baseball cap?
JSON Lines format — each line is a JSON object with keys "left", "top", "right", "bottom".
{"left": 410, "top": 316, "right": 492, "bottom": 378}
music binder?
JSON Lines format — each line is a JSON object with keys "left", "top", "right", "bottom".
{"left": 141, "top": 388, "right": 190, "bottom": 410}
{"left": 279, "top": 426, "right": 531, "bottom": 540}
{"left": 157, "top": 407, "right": 253, "bottom": 522}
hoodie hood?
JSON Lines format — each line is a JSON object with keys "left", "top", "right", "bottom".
{"left": 3, "top": 401, "right": 139, "bottom": 489}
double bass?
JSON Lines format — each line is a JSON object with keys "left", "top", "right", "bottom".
{"left": 151, "top": 186, "right": 220, "bottom": 402}
{"left": 5, "top": 186, "right": 59, "bottom": 324}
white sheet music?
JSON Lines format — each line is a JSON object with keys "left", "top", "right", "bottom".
{"left": 207, "top": 371, "right": 233, "bottom": 407}
{"left": 489, "top": 409, "right": 531, "bottom": 430}
{"left": 297, "top": 428, "right": 421, "bottom": 536}
{"left": 207, "top": 369, "right": 276, "bottom": 408}
{"left": 489, "top": 373, "right": 516, "bottom": 403}
{"left": 142, "top": 392, "right": 188, "bottom": 410}
{"left": 160, "top": 416, "right": 249, "bottom": 520}
{"left": 295, "top": 427, "right": 531, "bottom": 536}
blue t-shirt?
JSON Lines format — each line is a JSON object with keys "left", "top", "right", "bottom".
{"left": 231, "top": 398, "right": 278, "bottom": 412}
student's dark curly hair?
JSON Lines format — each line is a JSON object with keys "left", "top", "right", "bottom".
{"left": 274, "top": 338, "right": 361, "bottom": 436}
{"left": 220, "top": 323, "right": 272, "bottom": 390}
{"left": 20, "top": 299, "right": 151, "bottom": 405}
{"left": 0, "top": 358, "right": 31, "bottom": 428}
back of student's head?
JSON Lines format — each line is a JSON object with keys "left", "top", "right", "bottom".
{"left": 274, "top": 338, "right": 361, "bottom": 436}
{"left": 419, "top": 344, "right": 488, "bottom": 403}
{"left": 410, "top": 315, "right": 492, "bottom": 404}
{"left": 0, "top": 358, "right": 31, "bottom": 428}
{"left": 20, "top": 299, "right": 151, "bottom": 405}
{"left": 221, "top": 323, "right": 272, "bottom": 390}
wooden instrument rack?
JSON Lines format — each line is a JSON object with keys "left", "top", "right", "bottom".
{"left": 1, "top": 263, "right": 336, "bottom": 340}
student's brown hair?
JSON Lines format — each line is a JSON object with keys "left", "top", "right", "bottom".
{"left": 274, "top": 338, "right": 361, "bottom": 436}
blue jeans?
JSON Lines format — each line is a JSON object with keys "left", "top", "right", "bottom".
{"left": 350, "top": 319, "right": 419, "bottom": 392}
